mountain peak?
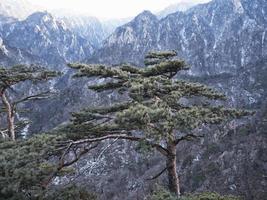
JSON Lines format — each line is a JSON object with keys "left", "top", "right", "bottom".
{"left": 134, "top": 10, "right": 157, "bottom": 21}
{"left": 26, "top": 11, "right": 54, "bottom": 23}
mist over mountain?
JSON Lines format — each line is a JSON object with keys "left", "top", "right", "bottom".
{"left": 157, "top": 1, "right": 201, "bottom": 19}
{"left": 0, "top": 0, "right": 39, "bottom": 19}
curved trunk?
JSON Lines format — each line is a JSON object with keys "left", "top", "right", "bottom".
{"left": 166, "top": 141, "right": 180, "bottom": 197}
{"left": 1, "top": 92, "right": 15, "bottom": 141}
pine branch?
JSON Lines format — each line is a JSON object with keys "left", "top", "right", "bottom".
{"left": 0, "top": 65, "right": 60, "bottom": 88}
{"left": 120, "top": 64, "right": 142, "bottom": 74}
{"left": 42, "top": 143, "right": 99, "bottom": 188}
{"left": 13, "top": 91, "right": 54, "bottom": 105}
{"left": 143, "top": 60, "right": 189, "bottom": 77}
{"left": 69, "top": 63, "right": 127, "bottom": 79}
{"left": 61, "top": 134, "right": 168, "bottom": 156}
{"left": 88, "top": 81, "right": 126, "bottom": 92}
{"left": 145, "top": 51, "right": 177, "bottom": 59}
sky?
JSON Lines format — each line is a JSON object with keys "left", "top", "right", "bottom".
{"left": 27, "top": 0, "right": 211, "bottom": 20}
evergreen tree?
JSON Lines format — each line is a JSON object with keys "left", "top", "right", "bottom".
{"left": 66, "top": 51, "right": 251, "bottom": 197}
{"left": 0, "top": 133, "right": 97, "bottom": 200}
{"left": 0, "top": 65, "right": 59, "bottom": 140}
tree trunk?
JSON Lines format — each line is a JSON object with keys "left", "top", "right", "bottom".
{"left": 1, "top": 92, "right": 15, "bottom": 141}
{"left": 166, "top": 141, "right": 180, "bottom": 197}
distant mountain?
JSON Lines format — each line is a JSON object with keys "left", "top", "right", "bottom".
{"left": 158, "top": 1, "right": 202, "bottom": 19}
{"left": 2, "top": 11, "right": 94, "bottom": 67}
{"left": 57, "top": 14, "right": 131, "bottom": 49}
{"left": 90, "top": 0, "right": 266, "bottom": 76}
{"left": 101, "top": 17, "right": 132, "bottom": 34}
{"left": 89, "top": 10, "right": 159, "bottom": 65}
{"left": 0, "top": 0, "right": 129, "bottom": 50}
{"left": 58, "top": 15, "right": 109, "bottom": 48}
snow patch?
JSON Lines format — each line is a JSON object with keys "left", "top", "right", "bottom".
{"left": 0, "top": 38, "right": 9, "bottom": 55}
{"left": 210, "top": 10, "right": 215, "bottom": 26}
{"left": 233, "top": 0, "right": 244, "bottom": 14}
{"left": 16, "top": 114, "right": 30, "bottom": 138}
{"left": 193, "top": 154, "right": 201, "bottom": 162}
{"left": 241, "top": 47, "right": 245, "bottom": 66}
{"left": 262, "top": 31, "right": 266, "bottom": 49}
{"left": 20, "top": 123, "right": 30, "bottom": 139}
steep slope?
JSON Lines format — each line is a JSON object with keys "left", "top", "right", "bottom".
{"left": 0, "top": 36, "right": 45, "bottom": 66}
{"left": 54, "top": 14, "right": 130, "bottom": 49}
{"left": 62, "top": 16, "right": 108, "bottom": 48}
{"left": 89, "top": 10, "right": 159, "bottom": 65}
{"left": 59, "top": 15, "right": 108, "bottom": 48}
{"left": 0, "top": 14, "right": 17, "bottom": 32}
{"left": 91, "top": 0, "right": 266, "bottom": 76}
{"left": 158, "top": 1, "right": 203, "bottom": 19}
{"left": 0, "top": 37, "right": 10, "bottom": 64}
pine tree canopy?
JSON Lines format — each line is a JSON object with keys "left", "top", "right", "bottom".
{"left": 0, "top": 65, "right": 60, "bottom": 141}
{"left": 66, "top": 51, "right": 252, "bottom": 197}
{"left": 66, "top": 51, "right": 251, "bottom": 142}
{"left": 0, "top": 65, "right": 60, "bottom": 90}
{"left": 0, "top": 52, "right": 253, "bottom": 199}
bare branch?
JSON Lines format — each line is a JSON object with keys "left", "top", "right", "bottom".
{"left": 42, "top": 143, "right": 99, "bottom": 188}
{"left": 62, "top": 143, "right": 99, "bottom": 167}
{"left": 146, "top": 167, "right": 167, "bottom": 181}
{"left": 13, "top": 91, "right": 54, "bottom": 105}
{"left": 69, "top": 134, "right": 168, "bottom": 156}
{"left": 174, "top": 134, "right": 204, "bottom": 145}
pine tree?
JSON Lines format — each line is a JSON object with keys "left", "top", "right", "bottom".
{"left": 66, "top": 51, "right": 251, "bottom": 197}
{"left": 0, "top": 65, "right": 59, "bottom": 140}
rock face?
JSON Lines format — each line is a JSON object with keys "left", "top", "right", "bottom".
{"left": 58, "top": 15, "right": 127, "bottom": 49}
{"left": 59, "top": 15, "right": 109, "bottom": 49}
{"left": 157, "top": 1, "right": 202, "bottom": 19}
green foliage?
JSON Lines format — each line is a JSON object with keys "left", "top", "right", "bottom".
{"left": 67, "top": 51, "right": 251, "bottom": 144}
{"left": 0, "top": 65, "right": 60, "bottom": 140}
{"left": 149, "top": 187, "right": 177, "bottom": 200}
{"left": 149, "top": 188, "right": 241, "bottom": 200}
{"left": 0, "top": 134, "right": 64, "bottom": 199}
{"left": 0, "top": 65, "right": 59, "bottom": 90}
{"left": 136, "top": 139, "right": 154, "bottom": 154}
{"left": 142, "top": 60, "right": 189, "bottom": 77}
{"left": 179, "top": 192, "right": 241, "bottom": 200}
{"left": 68, "top": 63, "right": 128, "bottom": 79}
{"left": 203, "top": 144, "right": 222, "bottom": 159}
{"left": 65, "top": 51, "right": 252, "bottom": 196}
{"left": 145, "top": 51, "right": 177, "bottom": 59}
{"left": 44, "top": 185, "right": 97, "bottom": 200}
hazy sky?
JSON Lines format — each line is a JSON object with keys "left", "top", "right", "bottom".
{"left": 28, "top": 0, "right": 210, "bottom": 19}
